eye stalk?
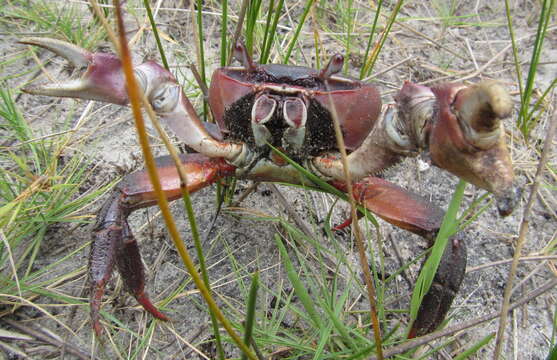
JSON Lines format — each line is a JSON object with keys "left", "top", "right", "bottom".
{"left": 233, "top": 43, "right": 256, "bottom": 72}
{"left": 319, "top": 54, "right": 344, "bottom": 80}
{"left": 150, "top": 82, "right": 180, "bottom": 113}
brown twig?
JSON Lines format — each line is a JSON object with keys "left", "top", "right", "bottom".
{"left": 231, "top": 182, "right": 260, "bottom": 207}
{"left": 189, "top": 63, "right": 210, "bottom": 100}
{"left": 268, "top": 183, "right": 314, "bottom": 238}
{"left": 0, "top": 339, "right": 28, "bottom": 358}
{"left": 466, "top": 255, "right": 557, "bottom": 273}
{"left": 325, "top": 83, "right": 384, "bottom": 358}
{"left": 388, "top": 233, "right": 413, "bottom": 288}
{"left": 227, "top": 0, "right": 249, "bottom": 66}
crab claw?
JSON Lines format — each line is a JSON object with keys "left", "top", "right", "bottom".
{"left": 452, "top": 81, "right": 512, "bottom": 150}
{"left": 20, "top": 37, "right": 246, "bottom": 164}
{"left": 20, "top": 37, "right": 129, "bottom": 104}
{"left": 397, "top": 81, "right": 518, "bottom": 216}
{"left": 428, "top": 82, "right": 517, "bottom": 215}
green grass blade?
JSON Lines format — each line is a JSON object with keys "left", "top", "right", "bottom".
{"left": 274, "top": 234, "right": 323, "bottom": 329}
{"left": 220, "top": 0, "right": 228, "bottom": 66}
{"left": 261, "top": 0, "right": 285, "bottom": 64}
{"left": 183, "top": 188, "right": 226, "bottom": 360}
{"left": 282, "top": 0, "right": 315, "bottom": 64}
{"left": 503, "top": 0, "right": 523, "bottom": 105}
{"left": 361, "top": 0, "right": 403, "bottom": 78}
{"left": 143, "top": 0, "right": 169, "bottom": 71}
{"left": 241, "top": 271, "right": 259, "bottom": 360}
{"left": 516, "top": 0, "right": 555, "bottom": 137}
{"left": 195, "top": 0, "right": 207, "bottom": 85}
{"left": 245, "top": 0, "right": 263, "bottom": 57}
{"left": 260, "top": 0, "right": 275, "bottom": 64}
{"left": 342, "top": 0, "right": 354, "bottom": 74}
{"left": 359, "top": 0, "right": 383, "bottom": 79}
{"left": 312, "top": 321, "right": 334, "bottom": 359}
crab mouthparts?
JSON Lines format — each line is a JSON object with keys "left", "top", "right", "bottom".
{"left": 250, "top": 93, "right": 308, "bottom": 153}
{"left": 283, "top": 98, "right": 307, "bottom": 128}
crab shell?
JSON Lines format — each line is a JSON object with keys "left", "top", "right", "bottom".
{"left": 208, "top": 63, "right": 382, "bottom": 153}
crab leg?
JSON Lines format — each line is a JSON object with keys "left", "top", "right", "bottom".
{"left": 19, "top": 37, "right": 246, "bottom": 163}
{"left": 332, "top": 177, "right": 466, "bottom": 337}
{"left": 90, "top": 154, "right": 235, "bottom": 336}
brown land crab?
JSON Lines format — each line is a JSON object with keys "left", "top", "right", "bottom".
{"left": 20, "top": 37, "right": 517, "bottom": 338}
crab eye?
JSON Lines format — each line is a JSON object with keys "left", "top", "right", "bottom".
{"left": 151, "top": 83, "right": 179, "bottom": 113}
{"left": 252, "top": 94, "right": 276, "bottom": 124}
{"left": 283, "top": 98, "right": 307, "bottom": 128}
{"left": 233, "top": 43, "right": 256, "bottom": 71}
{"left": 319, "top": 54, "right": 344, "bottom": 80}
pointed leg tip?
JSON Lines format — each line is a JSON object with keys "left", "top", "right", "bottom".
{"left": 93, "top": 321, "right": 104, "bottom": 338}
{"left": 136, "top": 293, "right": 170, "bottom": 322}
{"left": 332, "top": 216, "right": 353, "bottom": 231}
{"left": 20, "top": 84, "right": 53, "bottom": 96}
{"left": 91, "top": 298, "right": 105, "bottom": 338}
{"left": 155, "top": 312, "right": 171, "bottom": 322}
{"left": 496, "top": 187, "right": 521, "bottom": 217}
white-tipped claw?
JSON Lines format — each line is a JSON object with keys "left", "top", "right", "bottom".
{"left": 20, "top": 37, "right": 91, "bottom": 68}
{"left": 455, "top": 81, "right": 512, "bottom": 150}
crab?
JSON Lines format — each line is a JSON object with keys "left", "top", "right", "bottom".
{"left": 20, "top": 37, "right": 517, "bottom": 338}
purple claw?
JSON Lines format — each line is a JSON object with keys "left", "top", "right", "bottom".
{"left": 85, "top": 154, "right": 235, "bottom": 335}
{"left": 427, "top": 82, "right": 515, "bottom": 201}
{"left": 21, "top": 37, "right": 129, "bottom": 104}
{"left": 20, "top": 37, "right": 245, "bottom": 162}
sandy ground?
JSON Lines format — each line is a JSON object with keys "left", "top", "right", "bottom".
{"left": 1, "top": 1, "right": 556, "bottom": 359}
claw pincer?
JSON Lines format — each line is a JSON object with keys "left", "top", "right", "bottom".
{"left": 20, "top": 38, "right": 129, "bottom": 104}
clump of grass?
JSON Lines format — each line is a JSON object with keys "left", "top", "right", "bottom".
{"left": 2, "top": 0, "right": 105, "bottom": 49}
{"left": 505, "top": 0, "right": 555, "bottom": 139}
{"left": 0, "top": 87, "right": 112, "bottom": 329}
